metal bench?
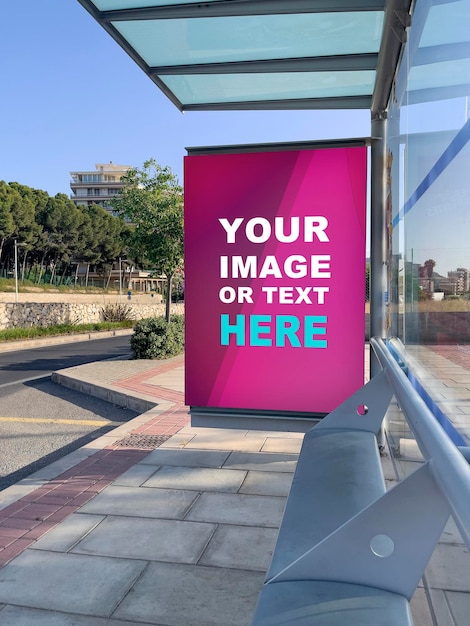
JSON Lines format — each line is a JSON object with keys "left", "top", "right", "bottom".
{"left": 253, "top": 338, "right": 470, "bottom": 625}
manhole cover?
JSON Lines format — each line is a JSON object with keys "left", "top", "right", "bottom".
{"left": 113, "top": 434, "right": 171, "bottom": 449}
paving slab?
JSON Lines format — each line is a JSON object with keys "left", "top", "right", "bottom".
{"left": 409, "top": 587, "right": 434, "bottom": 626}
{"left": 113, "top": 561, "right": 265, "bottom": 626}
{"left": 112, "top": 463, "right": 160, "bottom": 487}
{"left": 186, "top": 492, "right": 286, "bottom": 527}
{"left": 261, "top": 437, "right": 303, "bottom": 453}
{"left": 0, "top": 605, "right": 155, "bottom": 626}
{"left": 199, "top": 524, "right": 278, "bottom": 571}
{"left": 159, "top": 432, "right": 196, "bottom": 447}
{"left": 175, "top": 429, "right": 268, "bottom": 452}
{"left": 247, "top": 429, "right": 306, "bottom": 439}
{"left": 439, "top": 516, "right": 465, "bottom": 545}
{"left": 78, "top": 485, "right": 198, "bottom": 519}
{"left": 239, "top": 470, "right": 294, "bottom": 497}
{"left": 223, "top": 450, "right": 298, "bottom": 473}
{"left": 146, "top": 366, "right": 185, "bottom": 391}
{"left": 426, "top": 543, "right": 470, "bottom": 592}
{"left": 141, "top": 447, "right": 231, "bottom": 468}
{"left": 0, "top": 550, "right": 147, "bottom": 616}
{"left": 72, "top": 516, "right": 216, "bottom": 563}
{"left": 142, "top": 465, "right": 247, "bottom": 492}
{"left": 427, "top": 589, "right": 455, "bottom": 626}
{"left": 30, "top": 513, "right": 105, "bottom": 552}
{"left": 440, "top": 590, "right": 470, "bottom": 626}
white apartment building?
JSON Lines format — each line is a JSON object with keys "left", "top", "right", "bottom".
{"left": 69, "top": 162, "right": 131, "bottom": 214}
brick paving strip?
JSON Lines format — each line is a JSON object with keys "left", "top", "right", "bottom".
{"left": 0, "top": 357, "right": 190, "bottom": 569}
{"left": 428, "top": 344, "right": 470, "bottom": 370}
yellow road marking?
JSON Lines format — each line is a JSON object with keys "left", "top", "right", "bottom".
{"left": 0, "top": 417, "right": 116, "bottom": 427}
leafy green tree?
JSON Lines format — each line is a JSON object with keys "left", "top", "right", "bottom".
{"left": 3, "top": 182, "right": 43, "bottom": 280}
{"left": 84, "top": 204, "right": 131, "bottom": 286}
{"left": 0, "top": 181, "right": 17, "bottom": 264}
{"left": 424, "top": 258, "right": 436, "bottom": 278}
{"left": 0, "top": 180, "right": 130, "bottom": 288}
{"left": 112, "top": 159, "right": 184, "bottom": 322}
{"left": 35, "top": 193, "right": 86, "bottom": 283}
{"left": 8, "top": 182, "right": 42, "bottom": 245}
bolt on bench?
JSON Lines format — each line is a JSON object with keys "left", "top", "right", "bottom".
{"left": 252, "top": 338, "right": 470, "bottom": 625}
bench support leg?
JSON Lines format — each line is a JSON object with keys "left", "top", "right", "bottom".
{"left": 269, "top": 462, "right": 450, "bottom": 599}
{"left": 313, "top": 370, "right": 393, "bottom": 435}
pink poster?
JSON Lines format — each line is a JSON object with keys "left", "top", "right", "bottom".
{"left": 184, "top": 145, "right": 367, "bottom": 415}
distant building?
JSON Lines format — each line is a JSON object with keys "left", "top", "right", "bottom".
{"left": 70, "top": 162, "right": 131, "bottom": 214}
{"left": 447, "top": 268, "right": 470, "bottom": 294}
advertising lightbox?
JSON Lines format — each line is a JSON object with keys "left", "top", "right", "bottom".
{"left": 184, "top": 143, "right": 367, "bottom": 417}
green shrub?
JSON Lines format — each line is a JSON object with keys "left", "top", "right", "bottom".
{"left": 131, "top": 314, "right": 184, "bottom": 359}
{"left": 0, "top": 320, "right": 133, "bottom": 343}
{"left": 101, "top": 303, "right": 135, "bottom": 322}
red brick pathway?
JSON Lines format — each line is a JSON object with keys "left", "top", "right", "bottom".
{"left": 428, "top": 344, "right": 470, "bottom": 370}
{"left": 0, "top": 357, "right": 189, "bottom": 569}
{"left": 115, "top": 355, "right": 189, "bottom": 436}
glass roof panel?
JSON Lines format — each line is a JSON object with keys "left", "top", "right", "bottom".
{"left": 112, "top": 12, "right": 384, "bottom": 67}
{"left": 160, "top": 70, "right": 376, "bottom": 105}
{"left": 94, "top": 0, "right": 219, "bottom": 8}
{"left": 77, "top": 0, "right": 397, "bottom": 111}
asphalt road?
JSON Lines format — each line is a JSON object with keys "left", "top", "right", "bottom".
{"left": 0, "top": 335, "right": 132, "bottom": 386}
{"left": 0, "top": 335, "right": 137, "bottom": 491}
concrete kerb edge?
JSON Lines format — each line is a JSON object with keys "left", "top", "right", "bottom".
{"left": 0, "top": 372, "right": 177, "bottom": 513}
{"left": 51, "top": 371, "right": 157, "bottom": 414}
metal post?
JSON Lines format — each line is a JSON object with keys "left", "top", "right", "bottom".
{"left": 14, "top": 240, "right": 19, "bottom": 304}
{"left": 119, "top": 257, "right": 122, "bottom": 303}
{"left": 370, "top": 113, "right": 389, "bottom": 378}
{"left": 119, "top": 258, "right": 129, "bottom": 303}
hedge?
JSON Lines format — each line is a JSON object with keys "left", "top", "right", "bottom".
{"left": 130, "top": 314, "right": 184, "bottom": 359}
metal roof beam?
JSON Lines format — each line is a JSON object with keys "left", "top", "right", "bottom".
{"left": 101, "top": 0, "right": 385, "bottom": 21}
{"left": 150, "top": 54, "right": 379, "bottom": 75}
{"left": 181, "top": 95, "right": 372, "bottom": 111}
{"left": 371, "top": 0, "right": 412, "bottom": 118}
{"left": 186, "top": 138, "right": 370, "bottom": 156}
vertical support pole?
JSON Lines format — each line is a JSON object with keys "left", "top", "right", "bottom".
{"left": 14, "top": 239, "right": 19, "bottom": 305}
{"left": 370, "top": 113, "right": 389, "bottom": 379}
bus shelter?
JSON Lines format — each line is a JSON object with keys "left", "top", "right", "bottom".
{"left": 76, "top": 2, "right": 470, "bottom": 621}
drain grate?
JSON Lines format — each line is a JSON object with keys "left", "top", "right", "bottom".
{"left": 113, "top": 434, "right": 171, "bottom": 449}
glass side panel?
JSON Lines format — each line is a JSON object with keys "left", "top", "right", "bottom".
{"left": 406, "top": 0, "right": 470, "bottom": 102}
{"left": 160, "top": 71, "right": 376, "bottom": 104}
{"left": 408, "top": 58, "right": 470, "bottom": 92}
{"left": 385, "top": 7, "right": 470, "bottom": 617}
{"left": 387, "top": 0, "right": 470, "bottom": 445}
{"left": 419, "top": 0, "right": 470, "bottom": 47}
{"left": 112, "top": 12, "right": 384, "bottom": 67}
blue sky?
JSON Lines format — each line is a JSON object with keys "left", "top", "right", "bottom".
{"left": 0, "top": 1, "right": 371, "bottom": 197}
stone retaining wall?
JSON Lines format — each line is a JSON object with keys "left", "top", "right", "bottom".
{"left": 0, "top": 302, "right": 184, "bottom": 330}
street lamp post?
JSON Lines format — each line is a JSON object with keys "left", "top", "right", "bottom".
{"left": 119, "top": 257, "right": 129, "bottom": 303}
{"left": 14, "top": 240, "right": 25, "bottom": 304}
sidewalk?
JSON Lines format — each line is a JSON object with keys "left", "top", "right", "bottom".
{"left": 0, "top": 353, "right": 303, "bottom": 625}
{"left": 0, "top": 346, "right": 468, "bottom": 624}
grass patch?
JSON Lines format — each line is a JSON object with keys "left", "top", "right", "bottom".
{"left": 0, "top": 320, "right": 133, "bottom": 343}
{"left": 418, "top": 299, "right": 470, "bottom": 312}
{"left": 0, "top": 277, "right": 118, "bottom": 294}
